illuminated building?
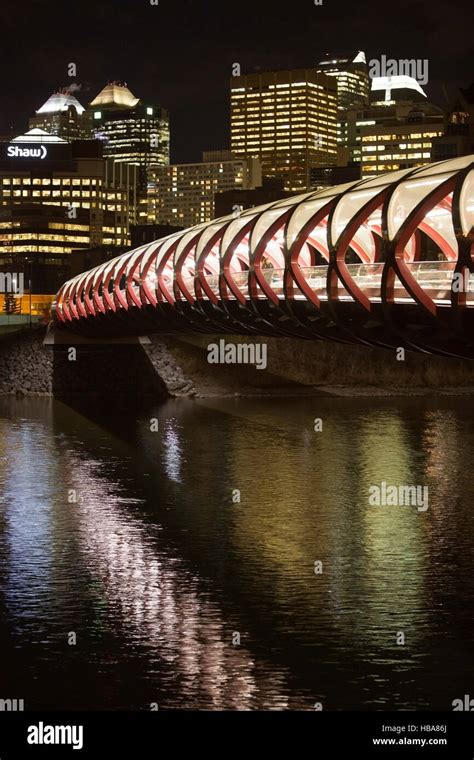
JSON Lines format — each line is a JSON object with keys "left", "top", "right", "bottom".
{"left": 230, "top": 68, "right": 337, "bottom": 192}
{"left": 89, "top": 82, "right": 169, "bottom": 185}
{"left": 147, "top": 151, "right": 262, "bottom": 228}
{"left": 316, "top": 51, "right": 369, "bottom": 111}
{"left": 370, "top": 75, "right": 427, "bottom": 105}
{"left": 29, "top": 90, "right": 92, "bottom": 141}
{"left": 316, "top": 52, "right": 369, "bottom": 147}
{"left": 357, "top": 104, "right": 443, "bottom": 176}
{"left": 337, "top": 74, "right": 444, "bottom": 175}
{"left": 0, "top": 128, "right": 136, "bottom": 296}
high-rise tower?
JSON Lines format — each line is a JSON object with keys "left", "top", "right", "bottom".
{"left": 89, "top": 82, "right": 169, "bottom": 180}
{"left": 316, "top": 52, "right": 370, "bottom": 149}
{"left": 29, "top": 90, "right": 91, "bottom": 141}
{"left": 230, "top": 68, "right": 337, "bottom": 192}
{"left": 316, "top": 52, "right": 369, "bottom": 111}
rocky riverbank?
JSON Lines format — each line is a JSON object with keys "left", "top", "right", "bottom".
{"left": 0, "top": 327, "right": 192, "bottom": 400}
{"left": 0, "top": 327, "right": 52, "bottom": 396}
{"left": 142, "top": 338, "right": 196, "bottom": 397}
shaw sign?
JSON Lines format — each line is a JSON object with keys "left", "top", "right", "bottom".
{"left": 7, "top": 144, "right": 47, "bottom": 159}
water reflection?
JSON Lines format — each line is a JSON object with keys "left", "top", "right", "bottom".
{"left": 0, "top": 395, "right": 473, "bottom": 710}
{"left": 162, "top": 418, "right": 184, "bottom": 484}
{"left": 65, "top": 451, "right": 293, "bottom": 709}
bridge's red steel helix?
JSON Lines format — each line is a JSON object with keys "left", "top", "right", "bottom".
{"left": 54, "top": 156, "right": 474, "bottom": 358}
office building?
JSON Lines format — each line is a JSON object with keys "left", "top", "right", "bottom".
{"left": 147, "top": 151, "right": 262, "bottom": 228}
{"left": 338, "top": 72, "right": 433, "bottom": 156}
{"left": 316, "top": 51, "right": 369, "bottom": 147}
{"left": 337, "top": 70, "right": 444, "bottom": 174}
{"left": 230, "top": 68, "right": 337, "bottom": 192}
{"left": 316, "top": 51, "right": 369, "bottom": 111}
{"left": 29, "top": 89, "right": 92, "bottom": 141}
{"left": 0, "top": 128, "right": 136, "bottom": 295}
{"left": 353, "top": 103, "right": 444, "bottom": 176}
{"left": 89, "top": 81, "right": 169, "bottom": 185}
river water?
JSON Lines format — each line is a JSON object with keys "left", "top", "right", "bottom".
{"left": 0, "top": 394, "right": 473, "bottom": 710}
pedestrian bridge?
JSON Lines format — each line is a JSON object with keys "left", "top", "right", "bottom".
{"left": 54, "top": 155, "right": 474, "bottom": 359}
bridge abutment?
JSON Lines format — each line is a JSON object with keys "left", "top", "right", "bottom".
{"left": 3, "top": 326, "right": 474, "bottom": 401}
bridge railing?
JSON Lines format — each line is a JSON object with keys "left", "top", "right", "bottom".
{"left": 182, "top": 261, "right": 465, "bottom": 305}
{"left": 297, "top": 261, "right": 459, "bottom": 305}
{"left": 230, "top": 271, "right": 251, "bottom": 297}
{"left": 402, "top": 261, "right": 457, "bottom": 305}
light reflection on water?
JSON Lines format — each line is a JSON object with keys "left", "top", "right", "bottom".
{"left": 0, "top": 395, "right": 473, "bottom": 710}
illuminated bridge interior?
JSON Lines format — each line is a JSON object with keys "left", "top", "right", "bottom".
{"left": 54, "top": 156, "right": 474, "bottom": 359}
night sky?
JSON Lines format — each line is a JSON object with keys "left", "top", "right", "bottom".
{"left": 0, "top": 0, "right": 472, "bottom": 163}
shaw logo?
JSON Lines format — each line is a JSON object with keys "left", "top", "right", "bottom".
{"left": 27, "top": 722, "right": 84, "bottom": 751}
{"left": 7, "top": 144, "right": 47, "bottom": 159}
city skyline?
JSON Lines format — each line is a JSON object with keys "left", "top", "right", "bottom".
{"left": 1, "top": 0, "right": 474, "bottom": 747}
{"left": 0, "top": 0, "right": 472, "bottom": 163}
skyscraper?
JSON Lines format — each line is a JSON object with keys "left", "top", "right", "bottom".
{"left": 89, "top": 82, "right": 169, "bottom": 183}
{"left": 29, "top": 90, "right": 92, "bottom": 142}
{"left": 230, "top": 68, "right": 337, "bottom": 192}
{"left": 316, "top": 52, "right": 369, "bottom": 149}
{"left": 316, "top": 51, "right": 369, "bottom": 111}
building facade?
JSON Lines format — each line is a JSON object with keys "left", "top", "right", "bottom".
{"left": 230, "top": 68, "right": 337, "bottom": 192}
{"left": 147, "top": 152, "right": 262, "bottom": 228}
{"left": 335, "top": 73, "right": 442, "bottom": 171}
{"left": 0, "top": 129, "right": 136, "bottom": 295}
{"left": 357, "top": 105, "right": 444, "bottom": 176}
{"left": 29, "top": 90, "right": 92, "bottom": 142}
{"left": 89, "top": 82, "right": 169, "bottom": 184}
{"left": 316, "top": 52, "right": 369, "bottom": 112}
{"left": 316, "top": 52, "right": 369, "bottom": 148}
